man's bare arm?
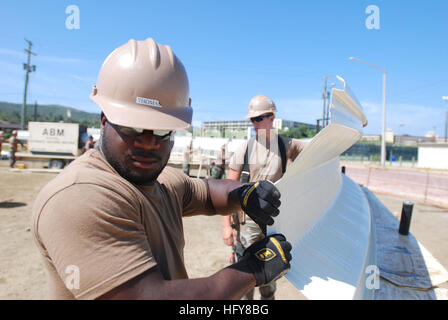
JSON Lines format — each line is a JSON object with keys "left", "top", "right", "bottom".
{"left": 222, "top": 169, "right": 242, "bottom": 245}
{"left": 98, "top": 261, "right": 256, "bottom": 300}
{"left": 226, "top": 168, "right": 241, "bottom": 182}
{"left": 207, "top": 174, "right": 243, "bottom": 215}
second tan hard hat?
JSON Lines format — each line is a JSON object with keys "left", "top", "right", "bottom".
{"left": 246, "top": 95, "right": 277, "bottom": 118}
{"left": 90, "top": 38, "right": 192, "bottom": 130}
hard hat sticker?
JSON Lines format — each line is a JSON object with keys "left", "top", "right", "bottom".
{"left": 136, "top": 97, "right": 162, "bottom": 108}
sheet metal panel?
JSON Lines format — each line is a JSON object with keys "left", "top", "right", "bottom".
{"left": 268, "top": 76, "right": 374, "bottom": 299}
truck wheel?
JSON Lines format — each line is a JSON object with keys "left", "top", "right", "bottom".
{"left": 48, "top": 159, "right": 65, "bottom": 169}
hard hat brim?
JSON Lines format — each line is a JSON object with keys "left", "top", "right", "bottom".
{"left": 245, "top": 110, "right": 276, "bottom": 119}
{"left": 91, "top": 94, "right": 192, "bottom": 131}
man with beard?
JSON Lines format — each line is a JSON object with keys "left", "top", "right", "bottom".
{"left": 32, "top": 38, "right": 292, "bottom": 300}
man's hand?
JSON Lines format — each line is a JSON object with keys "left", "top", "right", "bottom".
{"left": 243, "top": 234, "right": 292, "bottom": 286}
{"left": 231, "top": 180, "right": 281, "bottom": 227}
{"left": 222, "top": 220, "right": 238, "bottom": 246}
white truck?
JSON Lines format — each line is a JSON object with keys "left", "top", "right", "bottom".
{"left": 15, "top": 121, "right": 88, "bottom": 169}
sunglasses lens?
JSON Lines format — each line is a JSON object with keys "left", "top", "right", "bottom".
{"left": 112, "top": 122, "right": 172, "bottom": 140}
{"left": 118, "top": 126, "right": 143, "bottom": 136}
{"left": 153, "top": 130, "right": 172, "bottom": 140}
{"left": 153, "top": 130, "right": 171, "bottom": 137}
{"left": 251, "top": 113, "right": 273, "bottom": 123}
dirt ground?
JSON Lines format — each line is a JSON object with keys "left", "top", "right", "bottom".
{"left": 1, "top": 160, "right": 447, "bottom": 300}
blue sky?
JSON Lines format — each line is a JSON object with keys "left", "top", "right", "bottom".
{"left": 0, "top": 0, "right": 447, "bottom": 136}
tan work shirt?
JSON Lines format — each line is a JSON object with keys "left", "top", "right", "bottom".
{"left": 32, "top": 149, "right": 215, "bottom": 300}
{"left": 228, "top": 134, "right": 306, "bottom": 247}
{"left": 229, "top": 134, "right": 306, "bottom": 183}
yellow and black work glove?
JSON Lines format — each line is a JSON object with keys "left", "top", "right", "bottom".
{"left": 232, "top": 180, "right": 281, "bottom": 227}
{"left": 244, "top": 234, "right": 292, "bottom": 286}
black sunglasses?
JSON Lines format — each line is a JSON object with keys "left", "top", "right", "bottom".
{"left": 108, "top": 121, "right": 173, "bottom": 141}
{"left": 250, "top": 113, "right": 274, "bottom": 123}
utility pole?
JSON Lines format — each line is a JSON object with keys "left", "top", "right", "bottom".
{"left": 325, "top": 83, "right": 335, "bottom": 127}
{"left": 321, "top": 76, "right": 335, "bottom": 128}
{"left": 34, "top": 101, "right": 38, "bottom": 121}
{"left": 322, "top": 76, "right": 330, "bottom": 129}
{"left": 22, "top": 39, "right": 37, "bottom": 130}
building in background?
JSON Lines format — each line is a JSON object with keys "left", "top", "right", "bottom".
{"left": 418, "top": 143, "right": 448, "bottom": 170}
{"left": 361, "top": 134, "right": 381, "bottom": 142}
{"left": 202, "top": 118, "right": 316, "bottom": 139}
{"left": 361, "top": 130, "right": 439, "bottom": 146}
{"left": 385, "top": 129, "right": 395, "bottom": 144}
{"left": 394, "top": 134, "right": 437, "bottom": 146}
{"left": 0, "top": 120, "right": 21, "bottom": 132}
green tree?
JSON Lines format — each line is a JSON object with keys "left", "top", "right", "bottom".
{"left": 279, "top": 125, "right": 316, "bottom": 139}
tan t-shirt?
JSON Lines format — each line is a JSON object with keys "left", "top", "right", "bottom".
{"left": 32, "top": 149, "right": 215, "bottom": 300}
{"left": 229, "top": 134, "right": 306, "bottom": 183}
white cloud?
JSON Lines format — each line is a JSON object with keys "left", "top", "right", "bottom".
{"left": 68, "top": 74, "right": 96, "bottom": 83}
{"left": 0, "top": 48, "right": 24, "bottom": 58}
{"left": 35, "top": 55, "right": 88, "bottom": 64}
{"left": 0, "top": 60, "right": 23, "bottom": 75}
{"left": 0, "top": 47, "right": 89, "bottom": 64}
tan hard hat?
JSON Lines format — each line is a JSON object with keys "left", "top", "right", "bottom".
{"left": 246, "top": 95, "right": 277, "bottom": 118}
{"left": 90, "top": 38, "right": 192, "bottom": 130}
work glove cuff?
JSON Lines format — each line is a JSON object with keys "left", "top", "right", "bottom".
{"left": 233, "top": 180, "right": 281, "bottom": 227}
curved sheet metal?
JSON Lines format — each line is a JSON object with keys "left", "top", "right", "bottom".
{"left": 268, "top": 76, "right": 375, "bottom": 299}
{"left": 332, "top": 75, "right": 368, "bottom": 127}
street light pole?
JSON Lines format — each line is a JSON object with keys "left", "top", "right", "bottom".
{"left": 326, "top": 82, "right": 336, "bottom": 127}
{"left": 321, "top": 75, "right": 335, "bottom": 130}
{"left": 349, "top": 57, "right": 387, "bottom": 167}
{"left": 443, "top": 96, "right": 448, "bottom": 143}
